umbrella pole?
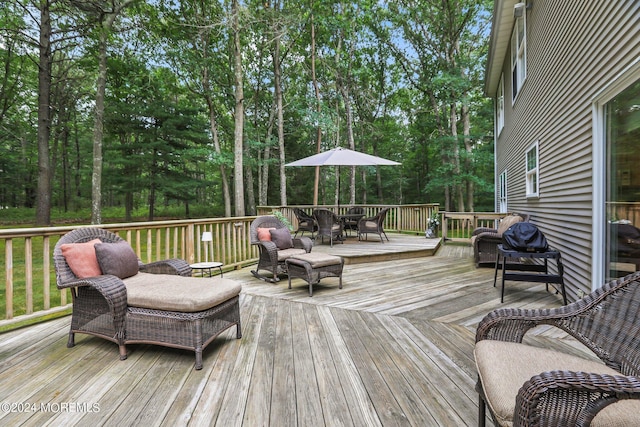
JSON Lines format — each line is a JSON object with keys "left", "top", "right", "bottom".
{"left": 337, "top": 166, "right": 341, "bottom": 211}
{"left": 313, "top": 166, "right": 320, "bottom": 206}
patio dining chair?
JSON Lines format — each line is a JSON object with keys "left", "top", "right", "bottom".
{"left": 293, "top": 207, "right": 317, "bottom": 238}
{"left": 313, "top": 208, "right": 344, "bottom": 247}
{"left": 343, "top": 206, "right": 364, "bottom": 237}
{"left": 358, "top": 207, "right": 390, "bottom": 242}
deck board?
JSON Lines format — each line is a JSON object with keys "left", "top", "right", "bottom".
{"left": 0, "top": 236, "right": 586, "bottom": 426}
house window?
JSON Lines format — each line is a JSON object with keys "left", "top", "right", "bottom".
{"left": 525, "top": 142, "right": 538, "bottom": 197}
{"left": 511, "top": 14, "right": 526, "bottom": 101}
{"left": 497, "top": 74, "right": 505, "bottom": 134}
{"left": 498, "top": 170, "right": 507, "bottom": 212}
{"left": 605, "top": 77, "right": 640, "bottom": 279}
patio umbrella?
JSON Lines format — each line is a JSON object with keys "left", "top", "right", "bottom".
{"left": 285, "top": 147, "right": 400, "bottom": 167}
{"left": 285, "top": 147, "right": 400, "bottom": 205}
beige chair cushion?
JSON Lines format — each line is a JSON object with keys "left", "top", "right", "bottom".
{"left": 276, "top": 248, "right": 307, "bottom": 262}
{"left": 124, "top": 272, "right": 241, "bottom": 313}
{"left": 289, "top": 253, "right": 342, "bottom": 268}
{"left": 497, "top": 215, "right": 523, "bottom": 235}
{"left": 475, "top": 340, "right": 640, "bottom": 427}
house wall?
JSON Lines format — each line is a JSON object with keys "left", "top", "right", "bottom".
{"left": 494, "top": 0, "right": 640, "bottom": 300}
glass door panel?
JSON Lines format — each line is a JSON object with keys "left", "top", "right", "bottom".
{"left": 606, "top": 78, "right": 640, "bottom": 279}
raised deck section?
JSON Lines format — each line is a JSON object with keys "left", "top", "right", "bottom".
{"left": 306, "top": 233, "right": 441, "bottom": 264}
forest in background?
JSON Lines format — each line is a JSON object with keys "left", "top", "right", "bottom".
{"left": 0, "top": 0, "right": 495, "bottom": 226}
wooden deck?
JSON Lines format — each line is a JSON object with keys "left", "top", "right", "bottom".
{"left": 0, "top": 235, "right": 587, "bottom": 426}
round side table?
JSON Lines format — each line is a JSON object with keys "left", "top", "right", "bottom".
{"left": 190, "top": 261, "right": 224, "bottom": 277}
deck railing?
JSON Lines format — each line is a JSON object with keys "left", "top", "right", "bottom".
{"left": 0, "top": 217, "right": 257, "bottom": 330}
{"left": 0, "top": 204, "right": 440, "bottom": 330}
{"left": 258, "top": 204, "right": 440, "bottom": 235}
{"left": 441, "top": 212, "right": 508, "bottom": 243}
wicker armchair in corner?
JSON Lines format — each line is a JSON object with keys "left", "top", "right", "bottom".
{"left": 474, "top": 271, "right": 640, "bottom": 427}
{"left": 471, "top": 214, "right": 528, "bottom": 267}
{"left": 250, "top": 215, "right": 313, "bottom": 282}
{"left": 54, "top": 227, "right": 242, "bottom": 370}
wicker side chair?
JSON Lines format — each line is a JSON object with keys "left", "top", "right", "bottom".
{"left": 250, "top": 215, "right": 313, "bottom": 282}
{"left": 293, "top": 207, "right": 317, "bottom": 238}
{"left": 357, "top": 207, "right": 390, "bottom": 242}
{"left": 313, "top": 208, "right": 344, "bottom": 247}
{"left": 474, "top": 271, "right": 640, "bottom": 427}
{"left": 471, "top": 214, "right": 529, "bottom": 267}
{"left": 343, "top": 206, "right": 364, "bottom": 237}
{"left": 54, "top": 227, "right": 242, "bottom": 370}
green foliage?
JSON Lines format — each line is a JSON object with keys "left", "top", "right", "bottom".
{"left": 271, "top": 210, "right": 293, "bottom": 231}
{"left": 0, "top": 0, "right": 496, "bottom": 219}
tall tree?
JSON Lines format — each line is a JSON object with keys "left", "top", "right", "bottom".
{"left": 35, "top": 0, "right": 53, "bottom": 225}
{"left": 71, "top": 0, "right": 138, "bottom": 224}
{"left": 310, "top": 10, "right": 322, "bottom": 206}
{"left": 231, "top": 0, "right": 245, "bottom": 216}
{"left": 152, "top": 0, "right": 233, "bottom": 217}
{"left": 374, "top": 0, "right": 491, "bottom": 211}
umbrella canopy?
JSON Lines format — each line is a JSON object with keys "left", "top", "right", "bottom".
{"left": 285, "top": 147, "right": 400, "bottom": 206}
{"left": 285, "top": 147, "right": 400, "bottom": 167}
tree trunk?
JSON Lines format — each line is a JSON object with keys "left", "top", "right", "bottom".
{"left": 199, "top": 31, "right": 231, "bottom": 217}
{"left": 450, "top": 103, "right": 464, "bottom": 212}
{"left": 91, "top": 27, "right": 108, "bottom": 225}
{"left": 273, "top": 13, "right": 286, "bottom": 207}
{"left": 338, "top": 83, "right": 356, "bottom": 205}
{"left": 35, "top": 1, "right": 52, "bottom": 226}
{"left": 260, "top": 99, "right": 276, "bottom": 206}
{"left": 89, "top": 0, "right": 137, "bottom": 224}
{"left": 244, "top": 144, "right": 256, "bottom": 215}
{"left": 462, "top": 103, "right": 474, "bottom": 212}
{"left": 204, "top": 92, "right": 231, "bottom": 217}
{"left": 310, "top": 12, "right": 321, "bottom": 206}
{"left": 232, "top": 0, "right": 245, "bottom": 216}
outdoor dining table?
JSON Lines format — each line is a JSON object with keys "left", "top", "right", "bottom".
{"left": 338, "top": 213, "right": 365, "bottom": 236}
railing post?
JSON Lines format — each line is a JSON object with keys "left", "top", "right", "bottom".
{"left": 186, "top": 223, "right": 195, "bottom": 264}
{"left": 442, "top": 213, "right": 449, "bottom": 243}
{"left": 5, "top": 239, "right": 13, "bottom": 319}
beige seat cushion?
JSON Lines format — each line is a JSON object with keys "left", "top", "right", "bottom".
{"left": 474, "top": 340, "right": 640, "bottom": 427}
{"left": 276, "top": 248, "right": 307, "bottom": 262}
{"left": 124, "top": 272, "right": 241, "bottom": 313}
{"left": 289, "top": 253, "right": 343, "bottom": 268}
{"left": 497, "top": 215, "right": 523, "bottom": 235}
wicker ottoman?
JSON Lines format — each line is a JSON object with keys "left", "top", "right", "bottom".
{"left": 285, "top": 253, "right": 344, "bottom": 297}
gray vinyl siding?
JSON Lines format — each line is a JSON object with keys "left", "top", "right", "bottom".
{"left": 493, "top": 0, "right": 640, "bottom": 301}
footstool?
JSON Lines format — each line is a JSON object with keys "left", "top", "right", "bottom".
{"left": 285, "top": 253, "right": 344, "bottom": 297}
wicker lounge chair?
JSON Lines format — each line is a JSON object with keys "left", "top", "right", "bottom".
{"left": 357, "top": 207, "right": 390, "bottom": 242}
{"left": 474, "top": 271, "right": 640, "bottom": 427}
{"left": 293, "top": 207, "right": 317, "bottom": 238}
{"left": 250, "top": 215, "right": 313, "bottom": 282}
{"left": 313, "top": 208, "right": 344, "bottom": 246}
{"left": 54, "top": 227, "right": 242, "bottom": 370}
{"left": 471, "top": 214, "right": 528, "bottom": 267}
